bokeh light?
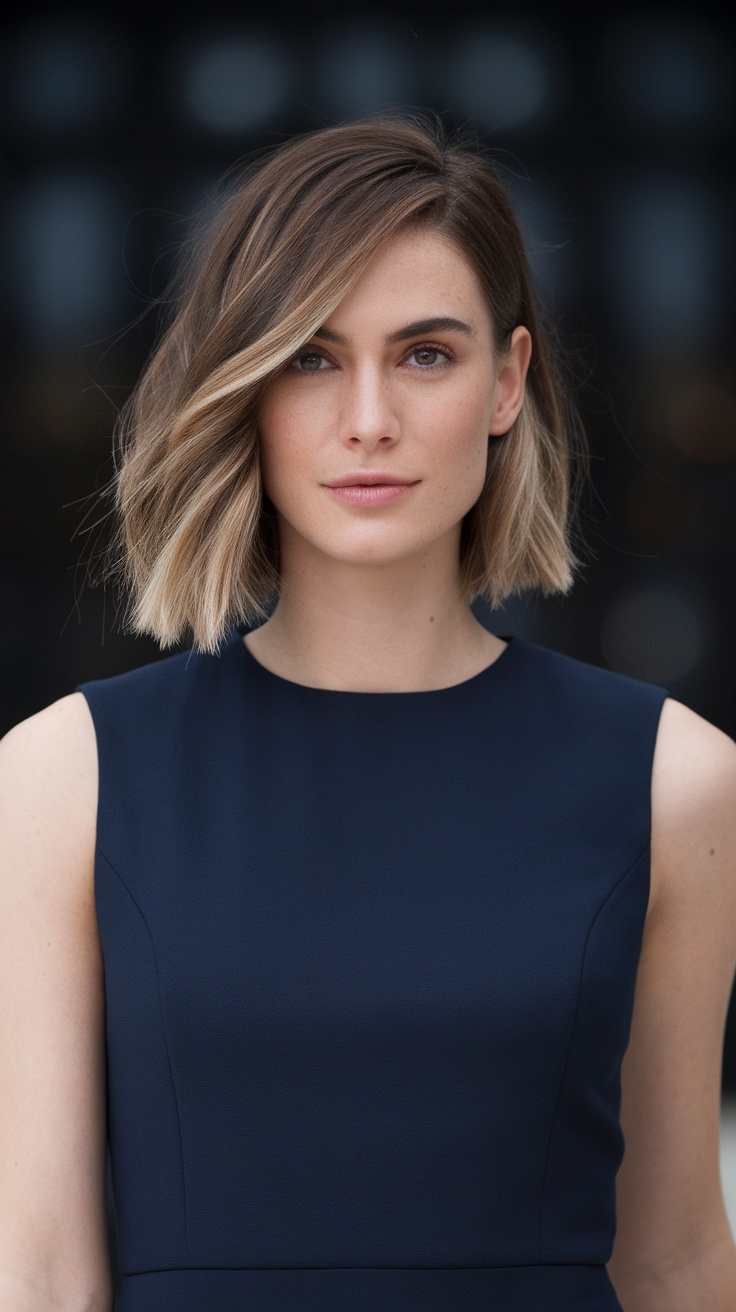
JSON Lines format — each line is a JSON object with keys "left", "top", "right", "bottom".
{"left": 502, "top": 175, "right": 574, "bottom": 307}
{"left": 313, "top": 26, "right": 418, "bottom": 120}
{"left": 605, "top": 175, "right": 718, "bottom": 353}
{"left": 447, "top": 30, "right": 554, "bottom": 132}
{"left": 12, "top": 174, "right": 124, "bottom": 351}
{"left": 600, "top": 585, "right": 704, "bottom": 684}
{"left": 664, "top": 377, "right": 736, "bottom": 464}
{"left": 184, "top": 35, "right": 292, "bottom": 133}
{"left": 603, "top": 19, "right": 731, "bottom": 129}
{"left": 634, "top": 364, "right": 736, "bottom": 466}
{"left": 625, "top": 472, "right": 696, "bottom": 546}
{"left": 6, "top": 22, "right": 124, "bottom": 133}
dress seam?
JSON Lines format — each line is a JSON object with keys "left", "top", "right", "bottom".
{"left": 537, "top": 842, "right": 651, "bottom": 1261}
{"left": 121, "top": 1261, "right": 609, "bottom": 1275}
{"left": 96, "top": 844, "right": 189, "bottom": 1261}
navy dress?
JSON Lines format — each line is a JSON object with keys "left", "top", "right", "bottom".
{"left": 75, "top": 623, "right": 668, "bottom": 1311}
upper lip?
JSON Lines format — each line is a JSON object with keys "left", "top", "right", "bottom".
{"left": 324, "top": 473, "right": 419, "bottom": 487}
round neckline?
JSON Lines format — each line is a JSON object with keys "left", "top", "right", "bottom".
{"left": 229, "top": 626, "right": 519, "bottom": 698}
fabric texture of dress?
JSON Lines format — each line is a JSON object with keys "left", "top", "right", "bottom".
{"left": 75, "top": 623, "right": 669, "bottom": 1311}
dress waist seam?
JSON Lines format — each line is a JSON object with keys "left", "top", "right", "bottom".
{"left": 122, "top": 1263, "right": 608, "bottom": 1276}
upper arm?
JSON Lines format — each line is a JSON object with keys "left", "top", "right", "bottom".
{"left": 609, "top": 696, "right": 736, "bottom": 1288}
{"left": 0, "top": 693, "right": 112, "bottom": 1309}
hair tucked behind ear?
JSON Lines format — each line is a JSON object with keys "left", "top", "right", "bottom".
{"left": 95, "top": 111, "right": 589, "bottom": 654}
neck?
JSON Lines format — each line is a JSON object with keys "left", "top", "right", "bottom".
{"left": 243, "top": 531, "right": 505, "bottom": 693}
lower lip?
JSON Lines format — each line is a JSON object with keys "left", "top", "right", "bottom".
{"left": 325, "top": 482, "right": 419, "bottom": 506}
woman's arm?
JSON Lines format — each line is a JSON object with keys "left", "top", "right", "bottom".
{"left": 607, "top": 696, "right": 736, "bottom": 1311}
{"left": 0, "top": 695, "right": 112, "bottom": 1311}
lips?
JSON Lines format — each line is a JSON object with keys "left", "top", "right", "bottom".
{"left": 324, "top": 481, "right": 419, "bottom": 506}
{"left": 325, "top": 474, "right": 418, "bottom": 487}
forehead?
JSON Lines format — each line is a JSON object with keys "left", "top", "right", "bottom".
{"left": 329, "top": 227, "right": 489, "bottom": 329}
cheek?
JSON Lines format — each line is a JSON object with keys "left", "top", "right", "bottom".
{"left": 419, "top": 383, "right": 492, "bottom": 482}
{"left": 257, "top": 392, "right": 316, "bottom": 503}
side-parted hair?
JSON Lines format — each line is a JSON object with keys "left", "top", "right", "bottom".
{"left": 102, "top": 111, "right": 589, "bottom": 653}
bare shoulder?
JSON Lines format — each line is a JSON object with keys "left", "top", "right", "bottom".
{"left": 0, "top": 691, "right": 98, "bottom": 901}
{"left": 649, "top": 696, "right": 736, "bottom": 918}
{"left": 1, "top": 688, "right": 97, "bottom": 767}
{"left": 652, "top": 695, "right": 736, "bottom": 802}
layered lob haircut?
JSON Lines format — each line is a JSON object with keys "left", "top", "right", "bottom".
{"left": 102, "top": 112, "right": 589, "bottom": 653}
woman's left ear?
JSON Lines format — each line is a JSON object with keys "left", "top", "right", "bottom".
{"left": 488, "top": 326, "right": 533, "bottom": 437}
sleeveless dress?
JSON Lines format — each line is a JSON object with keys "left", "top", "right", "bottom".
{"left": 75, "top": 623, "right": 669, "bottom": 1312}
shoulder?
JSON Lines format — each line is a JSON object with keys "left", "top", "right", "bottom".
{"left": 75, "top": 643, "right": 197, "bottom": 702}
{"left": 1, "top": 690, "right": 97, "bottom": 793}
{"left": 652, "top": 696, "right": 736, "bottom": 804}
{"left": 74, "top": 644, "right": 213, "bottom": 745}
{"left": 515, "top": 635, "right": 666, "bottom": 703}
{"left": 0, "top": 646, "right": 196, "bottom": 817}
{"left": 511, "top": 637, "right": 668, "bottom": 746}
{"left": 0, "top": 692, "right": 98, "bottom": 907}
{"left": 650, "top": 697, "right": 736, "bottom": 918}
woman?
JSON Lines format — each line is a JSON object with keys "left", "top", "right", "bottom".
{"left": 1, "top": 114, "right": 735, "bottom": 1312}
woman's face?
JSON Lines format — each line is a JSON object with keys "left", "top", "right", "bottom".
{"left": 257, "top": 225, "right": 531, "bottom": 576}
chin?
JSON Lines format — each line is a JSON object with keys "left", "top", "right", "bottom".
{"left": 317, "top": 534, "right": 426, "bottom": 567}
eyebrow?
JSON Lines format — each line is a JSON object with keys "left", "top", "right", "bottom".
{"left": 312, "top": 316, "right": 476, "bottom": 346}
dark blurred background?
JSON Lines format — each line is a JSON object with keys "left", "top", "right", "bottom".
{"left": 1, "top": 2, "right": 734, "bottom": 1085}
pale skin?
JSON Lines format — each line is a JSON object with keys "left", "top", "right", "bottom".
{"left": 0, "top": 228, "right": 735, "bottom": 1310}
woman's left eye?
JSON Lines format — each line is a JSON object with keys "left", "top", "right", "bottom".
{"left": 405, "top": 344, "right": 452, "bottom": 369}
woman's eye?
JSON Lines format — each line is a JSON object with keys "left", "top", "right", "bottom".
{"left": 291, "top": 350, "right": 329, "bottom": 372}
{"left": 406, "top": 345, "right": 450, "bottom": 368}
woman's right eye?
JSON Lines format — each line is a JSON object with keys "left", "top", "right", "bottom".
{"left": 290, "top": 349, "right": 330, "bottom": 373}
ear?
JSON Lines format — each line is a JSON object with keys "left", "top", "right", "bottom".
{"left": 488, "top": 326, "right": 533, "bottom": 436}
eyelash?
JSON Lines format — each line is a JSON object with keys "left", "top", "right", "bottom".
{"left": 405, "top": 341, "right": 457, "bottom": 370}
{"left": 289, "top": 341, "right": 456, "bottom": 374}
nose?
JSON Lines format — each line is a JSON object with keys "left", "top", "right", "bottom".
{"left": 339, "top": 362, "right": 401, "bottom": 451}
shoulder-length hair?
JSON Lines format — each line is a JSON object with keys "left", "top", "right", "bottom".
{"left": 101, "top": 111, "right": 589, "bottom": 654}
